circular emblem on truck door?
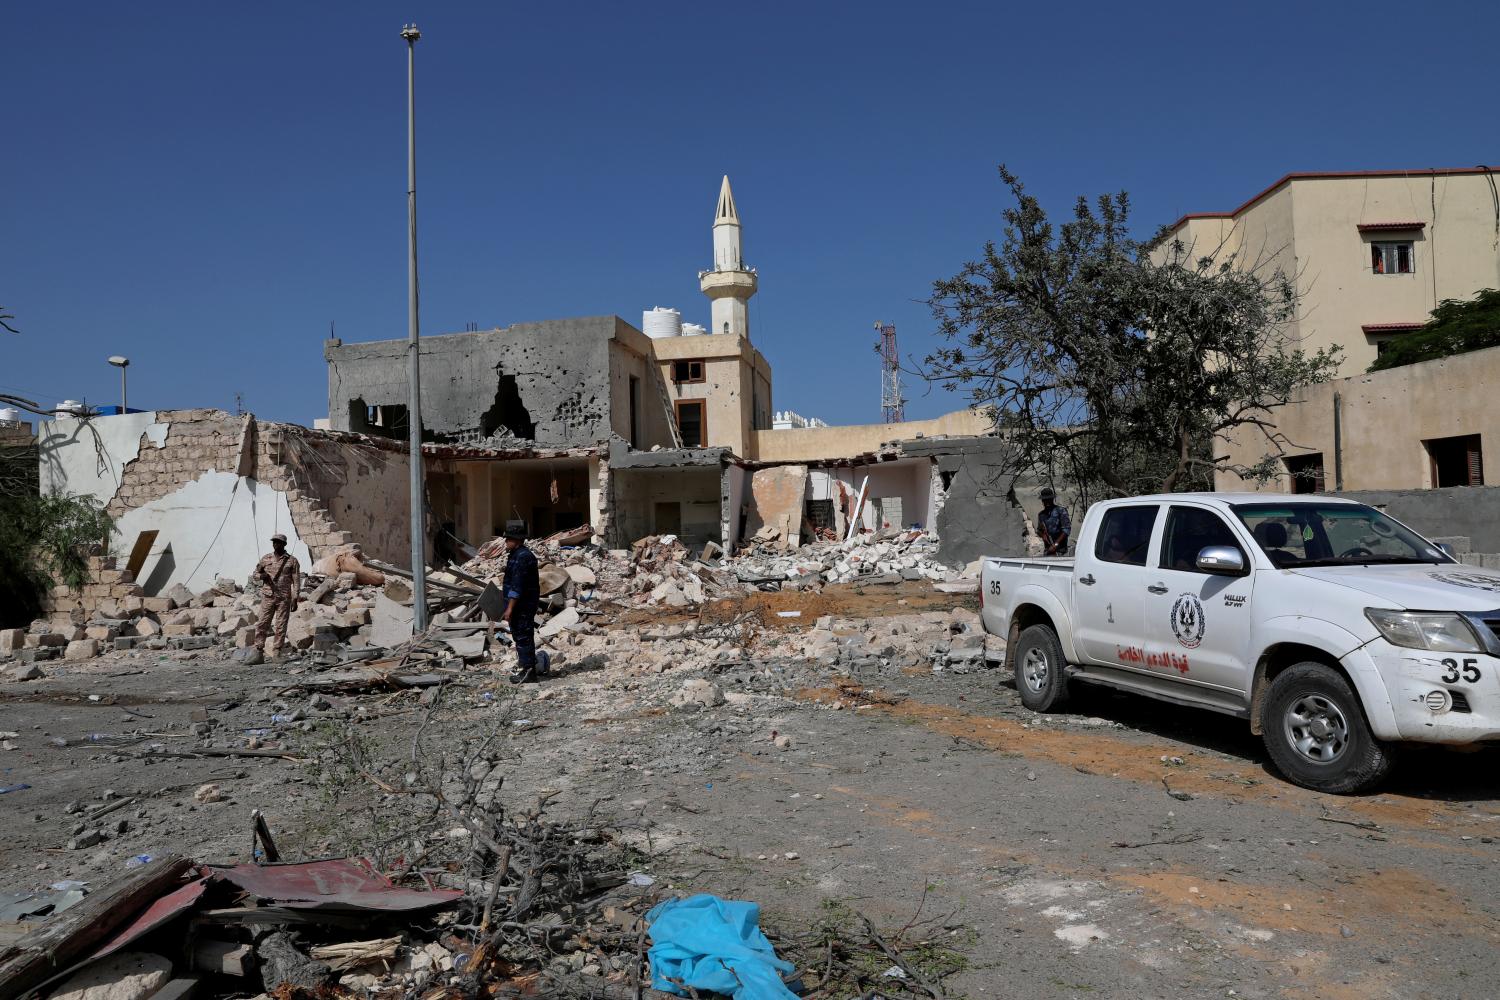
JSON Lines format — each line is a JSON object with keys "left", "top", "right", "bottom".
{"left": 1171, "top": 594, "right": 1206, "bottom": 649}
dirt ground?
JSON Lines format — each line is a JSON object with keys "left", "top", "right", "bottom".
{"left": 4, "top": 580, "right": 1500, "bottom": 999}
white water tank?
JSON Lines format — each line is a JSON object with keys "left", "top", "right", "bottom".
{"left": 642, "top": 306, "right": 682, "bottom": 339}
{"left": 0, "top": 407, "right": 19, "bottom": 423}
{"left": 681, "top": 323, "right": 707, "bottom": 337}
{"left": 56, "top": 400, "right": 88, "bottom": 417}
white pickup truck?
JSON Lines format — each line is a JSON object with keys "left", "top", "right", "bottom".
{"left": 980, "top": 492, "right": 1500, "bottom": 793}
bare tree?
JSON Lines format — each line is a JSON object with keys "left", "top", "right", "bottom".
{"left": 925, "top": 166, "right": 1339, "bottom": 506}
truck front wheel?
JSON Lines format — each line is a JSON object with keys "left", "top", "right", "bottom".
{"left": 1014, "top": 624, "right": 1070, "bottom": 712}
{"left": 1261, "top": 662, "right": 1396, "bottom": 794}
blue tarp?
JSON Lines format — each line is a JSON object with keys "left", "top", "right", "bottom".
{"left": 646, "top": 894, "right": 799, "bottom": 1000}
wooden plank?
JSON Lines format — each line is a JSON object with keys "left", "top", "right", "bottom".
{"left": 123, "top": 529, "right": 159, "bottom": 583}
{"left": 0, "top": 854, "right": 192, "bottom": 999}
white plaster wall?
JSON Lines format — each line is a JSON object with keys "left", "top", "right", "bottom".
{"left": 37, "top": 412, "right": 168, "bottom": 504}
{"left": 821, "top": 459, "right": 932, "bottom": 531}
{"left": 116, "top": 471, "right": 310, "bottom": 595}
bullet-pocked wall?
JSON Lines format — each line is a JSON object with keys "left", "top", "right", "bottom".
{"left": 325, "top": 316, "right": 676, "bottom": 451}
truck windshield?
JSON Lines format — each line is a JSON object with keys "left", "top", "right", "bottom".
{"left": 1231, "top": 502, "right": 1452, "bottom": 569}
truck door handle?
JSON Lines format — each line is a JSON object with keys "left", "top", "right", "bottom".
{"left": 1079, "top": 574, "right": 1096, "bottom": 585}
{"left": 1147, "top": 583, "right": 1169, "bottom": 594}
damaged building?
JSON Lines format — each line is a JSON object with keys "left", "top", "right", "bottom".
{"left": 34, "top": 177, "right": 1024, "bottom": 607}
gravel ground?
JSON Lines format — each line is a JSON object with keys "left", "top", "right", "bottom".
{"left": 4, "top": 582, "right": 1499, "bottom": 999}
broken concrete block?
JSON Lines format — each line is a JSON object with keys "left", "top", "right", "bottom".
{"left": 142, "top": 596, "right": 173, "bottom": 614}
{"left": 538, "top": 564, "right": 570, "bottom": 596}
{"left": 670, "top": 679, "right": 725, "bottom": 711}
{"left": 84, "top": 624, "right": 119, "bottom": 643}
{"left": 34, "top": 632, "right": 68, "bottom": 647}
{"left": 370, "top": 593, "right": 414, "bottom": 648}
{"left": 10, "top": 663, "right": 44, "bottom": 681}
{"left": 217, "top": 615, "right": 250, "bottom": 636}
{"left": 194, "top": 783, "right": 223, "bottom": 803}
{"left": 0, "top": 628, "right": 23, "bottom": 655}
{"left": 565, "top": 565, "right": 597, "bottom": 587}
{"left": 64, "top": 639, "right": 100, "bottom": 661}
{"left": 162, "top": 623, "right": 194, "bottom": 638}
{"left": 213, "top": 576, "right": 240, "bottom": 596}
{"left": 166, "top": 583, "right": 194, "bottom": 608}
{"left": 235, "top": 626, "right": 257, "bottom": 647}
{"left": 66, "top": 829, "right": 105, "bottom": 850}
{"left": 538, "top": 607, "right": 581, "bottom": 638}
{"left": 131, "top": 617, "right": 161, "bottom": 638}
{"left": 51, "top": 951, "right": 173, "bottom": 1000}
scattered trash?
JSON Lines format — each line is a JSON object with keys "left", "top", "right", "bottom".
{"left": 627, "top": 872, "right": 657, "bottom": 887}
{"left": 0, "top": 783, "right": 30, "bottom": 794}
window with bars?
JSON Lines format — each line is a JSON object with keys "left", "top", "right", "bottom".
{"left": 1425, "top": 434, "right": 1484, "bottom": 487}
{"left": 1371, "top": 241, "right": 1413, "bottom": 275}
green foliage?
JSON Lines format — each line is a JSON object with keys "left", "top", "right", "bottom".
{"left": 1367, "top": 288, "right": 1500, "bottom": 371}
{"left": 0, "top": 444, "right": 114, "bottom": 625}
{"left": 926, "top": 166, "right": 1341, "bottom": 505}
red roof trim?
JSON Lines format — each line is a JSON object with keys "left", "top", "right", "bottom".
{"left": 1357, "top": 221, "right": 1426, "bottom": 232}
{"left": 1361, "top": 322, "right": 1425, "bottom": 334}
{"left": 1164, "top": 166, "right": 1500, "bottom": 234}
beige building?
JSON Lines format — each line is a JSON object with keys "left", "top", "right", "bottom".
{"left": 1155, "top": 166, "right": 1500, "bottom": 375}
{"left": 1218, "top": 343, "right": 1498, "bottom": 494}
{"left": 651, "top": 332, "right": 772, "bottom": 456}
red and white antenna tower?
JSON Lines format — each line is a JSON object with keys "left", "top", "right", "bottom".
{"left": 874, "top": 321, "right": 905, "bottom": 423}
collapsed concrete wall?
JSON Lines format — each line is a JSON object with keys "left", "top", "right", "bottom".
{"left": 37, "top": 410, "right": 409, "bottom": 599}
{"left": 903, "top": 436, "right": 1028, "bottom": 566}
{"left": 325, "top": 317, "right": 626, "bottom": 449}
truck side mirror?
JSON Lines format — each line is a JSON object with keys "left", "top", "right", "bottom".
{"left": 1196, "top": 546, "right": 1247, "bottom": 575}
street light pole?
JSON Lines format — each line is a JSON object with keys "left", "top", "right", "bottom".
{"left": 402, "top": 23, "right": 428, "bottom": 631}
{"left": 108, "top": 356, "right": 130, "bottom": 412}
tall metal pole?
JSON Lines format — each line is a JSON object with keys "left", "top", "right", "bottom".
{"left": 120, "top": 368, "right": 127, "bottom": 412}
{"left": 402, "top": 23, "right": 428, "bottom": 630}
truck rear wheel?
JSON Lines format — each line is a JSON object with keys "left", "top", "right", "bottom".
{"left": 1014, "top": 624, "right": 1070, "bottom": 712}
{"left": 1261, "top": 662, "right": 1395, "bottom": 794}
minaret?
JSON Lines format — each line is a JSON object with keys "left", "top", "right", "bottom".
{"left": 699, "top": 175, "right": 758, "bottom": 339}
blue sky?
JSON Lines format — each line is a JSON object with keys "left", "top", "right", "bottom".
{"left": 3, "top": 1, "right": 1494, "bottom": 428}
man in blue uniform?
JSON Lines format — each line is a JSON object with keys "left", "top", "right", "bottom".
{"left": 500, "top": 525, "right": 543, "bottom": 684}
{"left": 1037, "top": 487, "right": 1071, "bottom": 556}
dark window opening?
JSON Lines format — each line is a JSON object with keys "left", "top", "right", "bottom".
{"left": 940, "top": 470, "right": 957, "bottom": 490}
{"left": 1160, "top": 506, "right": 1244, "bottom": 573}
{"left": 805, "top": 499, "right": 835, "bottom": 531}
{"left": 672, "top": 360, "right": 705, "bottom": 384}
{"left": 1094, "top": 505, "right": 1159, "bottom": 567}
{"left": 628, "top": 376, "right": 641, "bottom": 448}
{"left": 349, "top": 399, "right": 409, "bottom": 439}
{"left": 1426, "top": 434, "right": 1484, "bottom": 487}
{"left": 1284, "top": 453, "right": 1326, "bottom": 494}
{"left": 479, "top": 372, "right": 536, "bottom": 440}
{"left": 1371, "top": 241, "right": 1414, "bottom": 275}
{"left": 675, "top": 400, "right": 706, "bottom": 447}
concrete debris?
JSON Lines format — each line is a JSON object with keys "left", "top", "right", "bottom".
{"left": 50, "top": 951, "right": 172, "bottom": 1000}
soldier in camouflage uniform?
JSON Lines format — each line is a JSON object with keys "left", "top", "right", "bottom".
{"left": 253, "top": 532, "right": 301, "bottom": 656}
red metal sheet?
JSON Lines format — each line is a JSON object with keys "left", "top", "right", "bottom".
{"left": 92, "top": 877, "right": 210, "bottom": 959}
{"left": 206, "top": 859, "right": 463, "bottom": 912}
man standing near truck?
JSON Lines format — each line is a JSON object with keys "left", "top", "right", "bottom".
{"left": 1037, "top": 487, "right": 1071, "bottom": 556}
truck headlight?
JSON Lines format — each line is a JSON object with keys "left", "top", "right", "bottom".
{"left": 1364, "top": 609, "right": 1482, "bottom": 653}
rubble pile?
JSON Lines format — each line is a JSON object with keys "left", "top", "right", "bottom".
{"left": 3, "top": 569, "right": 389, "bottom": 670}
{"left": 732, "top": 527, "right": 961, "bottom": 587}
